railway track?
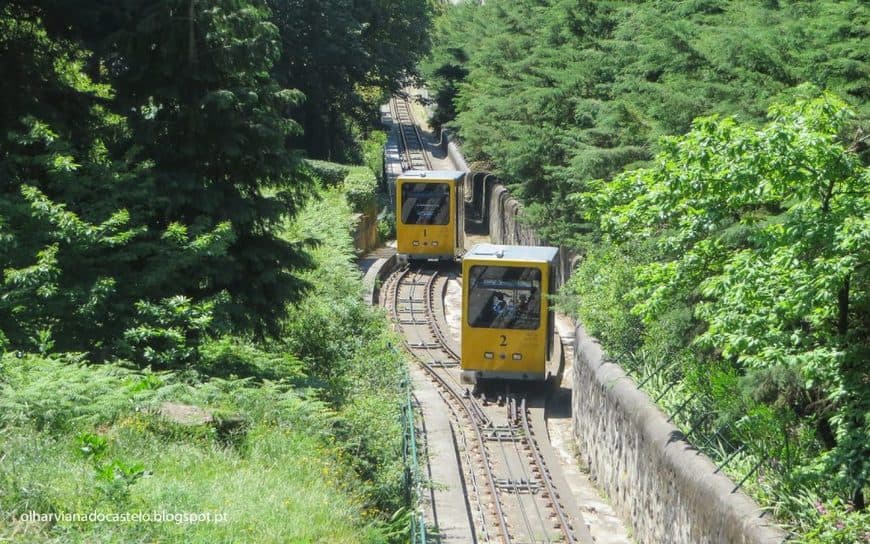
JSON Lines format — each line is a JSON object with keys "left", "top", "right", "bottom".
{"left": 381, "top": 265, "right": 582, "bottom": 544}
{"left": 391, "top": 94, "right": 433, "bottom": 171}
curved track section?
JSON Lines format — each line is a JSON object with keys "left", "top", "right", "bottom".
{"left": 382, "top": 265, "right": 583, "bottom": 544}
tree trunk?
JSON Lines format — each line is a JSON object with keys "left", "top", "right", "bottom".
{"left": 838, "top": 276, "right": 849, "bottom": 336}
{"left": 188, "top": 0, "right": 197, "bottom": 66}
{"left": 816, "top": 416, "right": 837, "bottom": 450}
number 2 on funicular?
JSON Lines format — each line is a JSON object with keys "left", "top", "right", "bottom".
{"left": 499, "top": 335, "right": 507, "bottom": 347}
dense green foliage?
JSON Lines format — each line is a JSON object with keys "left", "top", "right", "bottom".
{"left": 306, "top": 160, "right": 353, "bottom": 187}
{"left": 344, "top": 166, "right": 380, "bottom": 215}
{"left": 427, "top": 1, "right": 868, "bottom": 539}
{"left": 1, "top": 1, "right": 309, "bottom": 357}
{"left": 568, "top": 94, "right": 869, "bottom": 537}
{"left": 425, "top": 0, "right": 868, "bottom": 245}
{"left": 1, "top": 178, "right": 409, "bottom": 543}
{"left": 283, "top": 186, "right": 406, "bottom": 510}
{"left": 1, "top": 1, "right": 433, "bottom": 541}
{"left": 268, "top": 0, "right": 434, "bottom": 160}
{"left": 0, "top": 353, "right": 379, "bottom": 544}
{"left": 1, "top": 1, "right": 426, "bottom": 360}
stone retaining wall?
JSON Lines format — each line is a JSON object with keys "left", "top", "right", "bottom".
{"left": 351, "top": 204, "right": 380, "bottom": 256}
{"left": 572, "top": 326, "right": 786, "bottom": 544}
{"left": 360, "top": 252, "right": 398, "bottom": 307}
{"left": 444, "top": 131, "right": 469, "bottom": 172}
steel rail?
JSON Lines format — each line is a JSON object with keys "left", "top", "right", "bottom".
{"left": 427, "top": 272, "right": 461, "bottom": 362}
{"left": 389, "top": 265, "right": 510, "bottom": 543}
{"left": 393, "top": 97, "right": 426, "bottom": 169}
{"left": 386, "top": 265, "right": 580, "bottom": 543}
{"left": 519, "top": 398, "right": 577, "bottom": 544}
{"left": 422, "top": 272, "right": 489, "bottom": 428}
{"left": 412, "top": 269, "right": 506, "bottom": 539}
{"left": 419, "top": 267, "right": 561, "bottom": 543}
{"left": 500, "top": 401, "right": 558, "bottom": 544}
{"left": 422, "top": 269, "right": 575, "bottom": 543}
{"left": 391, "top": 94, "right": 433, "bottom": 171}
{"left": 450, "top": 406, "right": 488, "bottom": 544}
{"left": 492, "top": 416, "right": 540, "bottom": 542}
{"left": 419, "top": 358, "right": 510, "bottom": 543}
{"left": 385, "top": 266, "right": 490, "bottom": 540}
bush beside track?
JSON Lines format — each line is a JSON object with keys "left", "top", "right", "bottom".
{"left": 0, "top": 168, "right": 408, "bottom": 544}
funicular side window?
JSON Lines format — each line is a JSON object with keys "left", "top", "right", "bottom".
{"left": 467, "top": 266, "right": 541, "bottom": 330}
{"left": 401, "top": 183, "right": 450, "bottom": 225}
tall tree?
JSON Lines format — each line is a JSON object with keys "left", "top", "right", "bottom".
{"left": 104, "top": 0, "right": 312, "bottom": 336}
{"left": 1, "top": 1, "right": 315, "bottom": 359}
{"left": 268, "top": 0, "right": 435, "bottom": 159}
{"left": 591, "top": 90, "right": 869, "bottom": 509}
{"left": 0, "top": 3, "right": 142, "bottom": 353}
{"left": 425, "top": 0, "right": 869, "bottom": 246}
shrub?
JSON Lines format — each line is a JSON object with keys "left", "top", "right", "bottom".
{"left": 344, "top": 166, "right": 378, "bottom": 215}
{"left": 376, "top": 188, "right": 396, "bottom": 242}
{"left": 304, "top": 159, "right": 350, "bottom": 187}
{"left": 281, "top": 186, "right": 406, "bottom": 513}
{"left": 801, "top": 498, "right": 870, "bottom": 544}
{"left": 559, "top": 242, "right": 646, "bottom": 358}
{"left": 362, "top": 130, "right": 387, "bottom": 183}
{"left": 121, "top": 295, "right": 220, "bottom": 368}
{"left": 0, "top": 353, "right": 148, "bottom": 432}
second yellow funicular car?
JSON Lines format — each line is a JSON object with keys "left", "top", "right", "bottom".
{"left": 461, "top": 243, "right": 559, "bottom": 383}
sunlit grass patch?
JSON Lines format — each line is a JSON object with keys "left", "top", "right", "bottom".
{"left": 0, "top": 354, "right": 383, "bottom": 544}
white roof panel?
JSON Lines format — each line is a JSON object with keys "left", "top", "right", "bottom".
{"left": 465, "top": 244, "right": 559, "bottom": 263}
{"left": 398, "top": 170, "right": 465, "bottom": 182}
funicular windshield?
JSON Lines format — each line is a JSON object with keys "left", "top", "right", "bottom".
{"left": 401, "top": 183, "right": 450, "bottom": 225}
{"left": 467, "top": 266, "right": 541, "bottom": 330}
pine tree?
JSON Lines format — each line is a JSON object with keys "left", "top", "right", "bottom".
{"left": 103, "top": 0, "right": 313, "bottom": 337}
{"left": 1, "top": 1, "right": 316, "bottom": 358}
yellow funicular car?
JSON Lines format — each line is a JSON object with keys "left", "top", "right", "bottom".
{"left": 461, "top": 244, "right": 559, "bottom": 383}
{"left": 396, "top": 170, "right": 465, "bottom": 262}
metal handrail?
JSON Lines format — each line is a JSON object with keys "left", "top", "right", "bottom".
{"left": 401, "top": 369, "right": 427, "bottom": 543}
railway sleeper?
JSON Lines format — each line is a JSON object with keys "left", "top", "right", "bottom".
{"left": 408, "top": 342, "right": 442, "bottom": 349}
{"left": 493, "top": 478, "right": 541, "bottom": 494}
{"left": 483, "top": 426, "right": 523, "bottom": 441}
{"left": 429, "top": 360, "right": 459, "bottom": 368}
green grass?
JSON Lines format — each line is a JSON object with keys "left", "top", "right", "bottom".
{"left": 1, "top": 176, "right": 408, "bottom": 544}
{"left": 0, "top": 355, "right": 383, "bottom": 543}
{"left": 281, "top": 185, "right": 406, "bottom": 513}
